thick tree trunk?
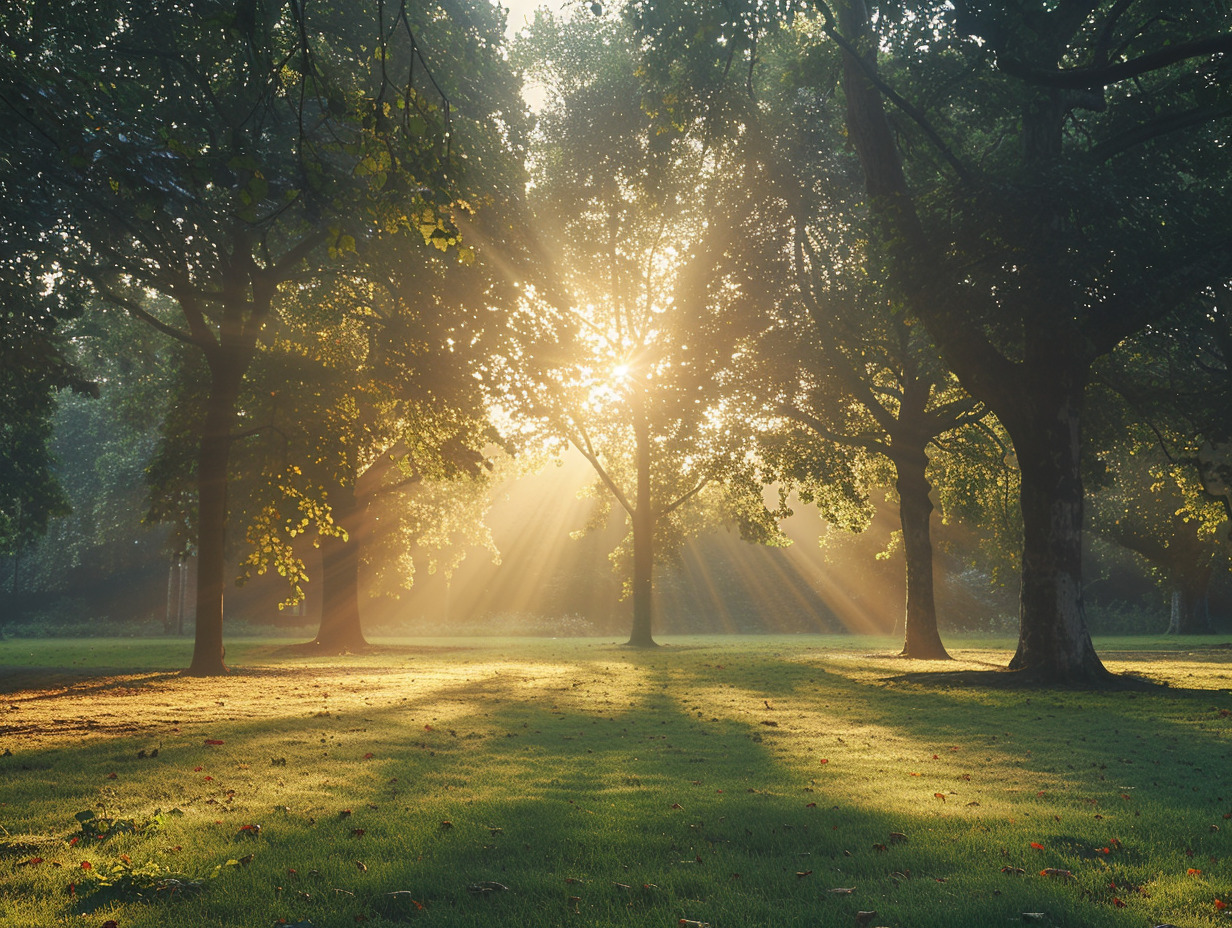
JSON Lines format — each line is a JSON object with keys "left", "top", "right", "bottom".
{"left": 185, "top": 365, "right": 241, "bottom": 676}
{"left": 626, "top": 400, "right": 657, "bottom": 647}
{"left": 1006, "top": 386, "right": 1109, "bottom": 682}
{"left": 893, "top": 443, "right": 950, "bottom": 659}
{"left": 311, "top": 482, "right": 369, "bottom": 652}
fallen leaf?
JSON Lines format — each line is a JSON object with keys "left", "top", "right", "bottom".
{"left": 889, "top": 832, "right": 907, "bottom": 844}
{"left": 1187, "top": 868, "right": 1202, "bottom": 875}
{"left": 1112, "top": 897, "right": 1126, "bottom": 908}
{"left": 796, "top": 869, "right": 813, "bottom": 877}
{"left": 934, "top": 793, "right": 946, "bottom": 801}
{"left": 204, "top": 739, "right": 225, "bottom": 746}
{"left": 1040, "top": 868, "right": 1073, "bottom": 879}
{"left": 355, "top": 861, "right": 367, "bottom": 872}
{"left": 829, "top": 887, "right": 854, "bottom": 894}
{"left": 79, "top": 861, "right": 91, "bottom": 870}
{"left": 1030, "top": 842, "right": 1045, "bottom": 850}
{"left": 1001, "top": 867, "right": 1025, "bottom": 875}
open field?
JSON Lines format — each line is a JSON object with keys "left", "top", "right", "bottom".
{"left": 2, "top": 634, "right": 1232, "bottom": 927}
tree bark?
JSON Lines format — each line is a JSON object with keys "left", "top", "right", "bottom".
{"left": 1005, "top": 382, "right": 1109, "bottom": 682}
{"left": 892, "top": 441, "right": 950, "bottom": 659}
{"left": 185, "top": 362, "right": 241, "bottom": 676}
{"left": 311, "top": 481, "right": 369, "bottom": 652}
{"left": 626, "top": 397, "right": 657, "bottom": 647}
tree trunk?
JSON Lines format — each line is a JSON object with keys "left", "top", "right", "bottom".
{"left": 626, "top": 398, "right": 657, "bottom": 647}
{"left": 185, "top": 364, "right": 241, "bottom": 676}
{"left": 892, "top": 442, "right": 950, "bottom": 659}
{"left": 1006, "top": 386, "right": 1109, "bottom": 682}
{"left": 311, "top": 482, "right": 369, "bottom": 652}
{"left": 1168, "top": 566, "right": 1213, "bottom": 634}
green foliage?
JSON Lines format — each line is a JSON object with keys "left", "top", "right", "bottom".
{"left": 72, "top": 809, "right": 166, "bottom": 843}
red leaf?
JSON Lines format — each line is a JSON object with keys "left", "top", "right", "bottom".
{"left": 1112, "top": 897, "right": 1126, "bottom": 908}
{"left": 193, "top": 766, "right": 203, "bottom": 772}
{"left": 204, "top": 739, "right": 224, "bottom": 745}
{"left": 934, "top": 793, "right": 946, "bottom": 801}
{"left": 21, "top": 857, "right": 44, "bottom": 866}
{"left": 363, "top": 753, "right": 375, "bottom": 759}
{"left": 1030, "top": 842, "right": 1045, "bottom": 850}
{"left": 1216, "top": 899, "right": 1226, "bottom": 910}
{"left": 1188, "top": 868, "right": 1202, "bottom": 875}
{"left": 424, "top": 725, "right": 434, "bottom": 732}
{"left": 80, "top": 861, "right": 92, "bottom": 870}
{"left": 203, "top": 776, "right": 214, "bottom": 781}
{"left": 819, "top": 759, "right": 828, "bottom": 764}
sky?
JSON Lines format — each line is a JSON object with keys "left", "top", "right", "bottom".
{"left": 496, "top": 0, "right": 566, "bottom": 38}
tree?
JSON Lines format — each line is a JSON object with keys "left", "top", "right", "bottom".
{"left": 629, "top": 0, "right": 1232, "bottom": 679}
{"left": 512, "top": 9, "right": 781, "bottom": 646}
{"left": 819, "top": 0, "right": 1232, "bottom": 680}
{"left": 1, "top": 0, "right": 491, "bottom": 673}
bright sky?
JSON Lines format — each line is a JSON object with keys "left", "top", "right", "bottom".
{"left": 496, "top": 0, "right": 566, "bottom": 38}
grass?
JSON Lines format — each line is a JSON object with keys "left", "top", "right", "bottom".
{"left": 1, "top": 633, "right": 1231, "bottom": 927}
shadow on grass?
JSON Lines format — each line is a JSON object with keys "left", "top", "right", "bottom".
{"left": 2, "top": 645, "right": 1230, "bottom": 927}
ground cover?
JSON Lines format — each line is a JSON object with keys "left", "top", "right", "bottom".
{"left": 1, "top": 634, "right": 1231, "bottom": 927}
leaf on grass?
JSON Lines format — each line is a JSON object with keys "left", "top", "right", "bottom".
{"left": 1001, "top": 867, "right": 1025, "bottom": 875}
{"left": 829, "top": 887, "right": 854, "bottom": 894}
{"left": 889, "top": 832, "right": 907, "bottom": 844}
{"left": 467, "top": 881, "right": 508, "bottom": 894}
{"left": 670, "top": 803, "right": 683, "bottom": 810}
{"left": 355, "top": 861, "right": 367, "bottom": 872}
{"left": 1112, "top": 897, "right": 1126, "bottom": 907}
{"left": 1187, "top": 868, "right": 1202, "bottom": 875}
{"left": 204, "top": 740, "right": 224, "bottom": 746}
{"left": 1030, "top": 842, "right": 1045, "bottom": 850}
{"left": 796, "top": 870, "right": 813, "bottom": 877}
{"left": 934, "top": 793, "right": 946, "bottom": 801}
{"left": 1040, "top": 868, "right": 1073, "bottom": 879}
{"left": 1216, "top": 898, "right": 1226, "bottom": 910}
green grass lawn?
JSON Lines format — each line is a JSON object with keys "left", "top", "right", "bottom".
{"left": 1, "top": 634, "right": 1231, "bottom": 927}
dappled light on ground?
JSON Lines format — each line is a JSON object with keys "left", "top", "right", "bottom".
{"left": 1, "top": 636, "right": 1230, "bottom": 928}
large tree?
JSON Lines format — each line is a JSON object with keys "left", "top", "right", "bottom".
{"left": 0, "top": 0, "right": 500, "bottom": 672}
{"left": 512, "top": 9, "right": 782, "bottom": 647}
{"left": 630, "top": 0, "right": 1232, "bottom": 679}
{"left": 825, "top": 0, "right": 1232, "bottom": 680}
